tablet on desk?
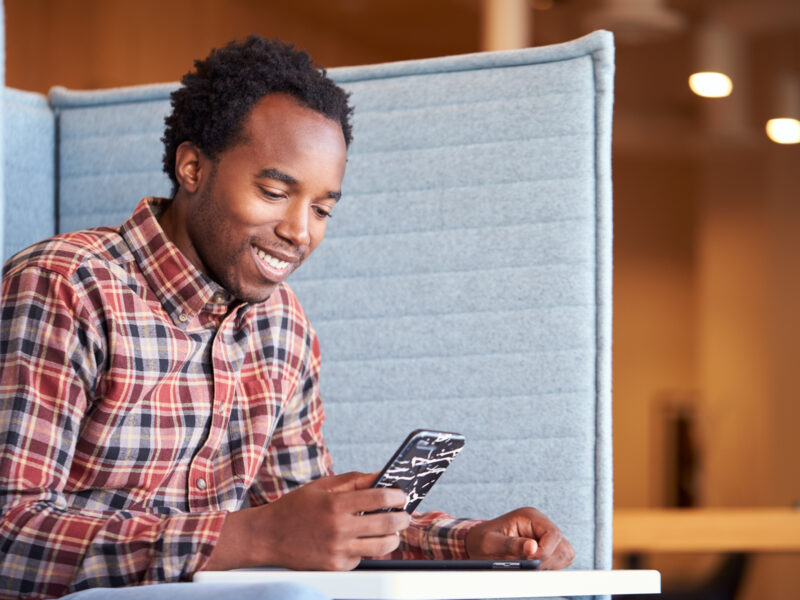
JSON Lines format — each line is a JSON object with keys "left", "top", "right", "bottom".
{"left": 355, "top": 559, "right": 541, "bottom": 570}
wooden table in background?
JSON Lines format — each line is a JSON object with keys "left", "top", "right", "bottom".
{"left": 613, "top": 507, "right": 800, "bottom": 554}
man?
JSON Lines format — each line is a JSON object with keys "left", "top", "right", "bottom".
{"left": 0, "top": 37, "right": 574, "bottom": 600}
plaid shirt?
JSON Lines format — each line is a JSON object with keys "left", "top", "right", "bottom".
{"left": 0, "top": 198, "right": 475, "bottom": 599}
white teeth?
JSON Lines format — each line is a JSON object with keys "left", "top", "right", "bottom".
{"left": 255, "top": 247, "right": 289, "bottom": 270}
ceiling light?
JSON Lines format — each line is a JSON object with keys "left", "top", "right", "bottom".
{"left": 766, "top": 73, "right": 800, "bottom": 145}
{"left": 690, "top": 22, "right": 736, "bottom": 99}
{"left": 766, "top": 119, "right": 800, "bottom": 144}
{"left": 689, "top": 72, "right": 733, "bottom": 98}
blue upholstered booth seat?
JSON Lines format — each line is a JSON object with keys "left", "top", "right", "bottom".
{"left": 2, "top": 32, "right": 614, "bottom": 594}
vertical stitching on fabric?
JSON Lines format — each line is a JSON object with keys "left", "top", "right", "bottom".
{"left": 53, "top": 106, "right": 62, "bottom": 235}
{"left": 592, "top": 46, "right": 602, "bottom": 578}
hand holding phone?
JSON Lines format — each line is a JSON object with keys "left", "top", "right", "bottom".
{"left": 371, "top": 429, "right": 465, "bottom": 513}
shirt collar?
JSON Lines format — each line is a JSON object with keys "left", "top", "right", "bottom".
{"left": 121, "top": 197, "right": 234, "bottom": 328}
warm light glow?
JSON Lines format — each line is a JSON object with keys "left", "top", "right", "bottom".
{"left": 689, "top": 72, "right": 733, "bottom": 98}
{"left": 766, "top": 118, "right": 800, "bottom": 144}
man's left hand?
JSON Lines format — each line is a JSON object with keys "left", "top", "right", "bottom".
{"left": 464, "top": 507, "right": 575, "bottom": 570}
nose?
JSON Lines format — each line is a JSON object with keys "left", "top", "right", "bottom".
{"left": 275, "top": 199, "right": 311, "bottom": 247}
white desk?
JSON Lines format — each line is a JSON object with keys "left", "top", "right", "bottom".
{"left": 194, "top": 569, "right": 661, "bottom": 599}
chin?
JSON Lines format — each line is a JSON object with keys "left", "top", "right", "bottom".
{"left": 211, "top": 266, "right": 277, "bottom": 304}
{"left": 232, "top": 283, "right": 280, "bottom": 304}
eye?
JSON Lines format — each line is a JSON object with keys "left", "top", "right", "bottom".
{"left": 258, "top": 186, "right": 286, "bottom": 201}
{"left": 312, "top": 206, "right": 333, "bottom": 219}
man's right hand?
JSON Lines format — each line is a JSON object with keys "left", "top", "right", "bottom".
{"left": 202, "top": 471, "right": 410, "bottom": 572}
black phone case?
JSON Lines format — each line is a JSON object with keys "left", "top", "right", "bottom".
{"left": 372, "top": 429, "right": 465, "bottom": 513}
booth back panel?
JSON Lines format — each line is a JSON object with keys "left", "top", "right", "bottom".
{"left": 3, "top": 89, "right": 55, "bottom": 260}
{"left": 7, "top": 33, "right": 614, "bottom": 582}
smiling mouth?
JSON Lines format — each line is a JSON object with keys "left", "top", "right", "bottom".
{"left": 252, "top": 244, "right": 295, "bottom": 279}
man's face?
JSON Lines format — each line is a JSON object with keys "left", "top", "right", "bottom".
{"left": 180, "top": 93, "right": 347, "bottom": 303}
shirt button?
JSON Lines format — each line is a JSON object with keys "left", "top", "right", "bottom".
{"left": 178, "top": 313, "right": 189, "bottom": 323}
{"left": 196, "top": 477, "right": 207, "bottom": 490}
{"left": 212, "top": 292, "right": 226, "bottom": 304}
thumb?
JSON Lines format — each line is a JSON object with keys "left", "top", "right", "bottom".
{"left": 515, "top": 536, "right": 539, "bottom": 557}
{"left": 483, "top": 531, "right": 539, "bottom": 558}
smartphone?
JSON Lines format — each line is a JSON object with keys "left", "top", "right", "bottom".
{"left": 371, "top": 429, "right": 465, "bottom": 513}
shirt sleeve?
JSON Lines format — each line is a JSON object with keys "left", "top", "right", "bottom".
{"left": 0, "top": 266, "right": 225, "bottom": 599}
{"left": 390, "top": 512, "right": 483, "bottom": 559}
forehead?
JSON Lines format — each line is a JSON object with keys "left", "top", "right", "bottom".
{"left": 241, "top": 93, "right": 344, "bottom": 149}
{"left": 225, "top": 93, "right": 347, "bottom": 179}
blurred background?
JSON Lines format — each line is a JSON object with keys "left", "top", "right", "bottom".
{"left": 4, "top": 0, "right": 799, "bottom": 598}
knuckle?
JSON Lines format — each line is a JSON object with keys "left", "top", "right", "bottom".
{"left": 384, "top": 533, "right": 401, "bottom": 554}
{"left": 391, "top": 511, "right": 411, "bottom": 530}
{"left": 379, "top": 488, "right": 402, "bottom": 506}
{"left": 373, "top": 533, "right": 400, "bottom": 556}
{"left": 318, "top": 514, "right": 346, "bottom": 542}
{"left": 392, "top": 486, "right": 408, "bottom": 501}
{"left": 328, "top": 519, "right": 349, "bottom": 542}
{"left": 324, "top": 545, "right": 355, "bottom": 571}
{"left": 332, "top": 556, "right": 356, "bottom": 571}
{"left": 326, "top": 556, "right": 346, "bottom": 571}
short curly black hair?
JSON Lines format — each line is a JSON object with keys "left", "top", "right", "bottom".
{"left": 162, "top": 36, "right": 353, "bottom": 194}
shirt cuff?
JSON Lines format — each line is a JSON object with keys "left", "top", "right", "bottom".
{"left": 424, "top": 515, "right": 483, "bottom": 559}
{"left": 400, "top": 511, "right": 483, "bottom": 559}
{"left": 170, "top": 511, "right": 228, "bottom": 579}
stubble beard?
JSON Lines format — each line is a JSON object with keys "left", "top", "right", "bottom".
{"left": 189, "top": 173, "right": 277, "bottom": 305}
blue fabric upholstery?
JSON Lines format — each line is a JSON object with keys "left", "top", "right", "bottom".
{"left": 49, "top": 84, "right": 175, "bottom": 234}
{"left": 3, "top": 88, "right": 55, "bottom": 260}
{"left": 311, "top": 32, "right": 615, "bottom": 577}
{"left": 2, "top": 31, "right": 614, "bottom": 594}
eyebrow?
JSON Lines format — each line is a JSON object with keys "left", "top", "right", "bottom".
{"left": 256, "top": 167, "right": 341, "bottom": 202}
{"left": 256, "top": 168, "right": 298, "bottom": 186}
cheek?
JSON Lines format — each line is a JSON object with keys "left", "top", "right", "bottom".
{"left": 210, "top": 179, "right": 268, "bottom": 226}
{"left": 308, "top": 220, "right": 329, "bottom": 252}
{"left": 224, "top": 194, "right": 266, "bottom": 227}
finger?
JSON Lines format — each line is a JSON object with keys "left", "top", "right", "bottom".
{"left": 510, "top": 509, "right": 563, "bottom": 559}
{"left": 350, "top": 532, "right": 402, "bottom": 559}
{"left": 533, "top": 526, "right": 564, "bottom": 559}
{"left": 353, "top": 511, "right": 411, "bottom": 538}
{"left": 516, "top": 537, "right": 539, "bottom": 558}
{"left": 532, "top": 517, "right": 565, "bottom": 559}
{"left": 338, "top": 487, "right": 408, "bottom": 513}
{"left": 539, "top": 539, "right": 575, "bottom": 570}
{"left": 320, "top": 471, "right": 373, "bottom": 493}
{"left": 505, "top": 536, "right": 538, "bottom": 558}
{"left": 477, "top": 531, "right": 538, "bottom": 558}
{"left": 353, "top": 471, "right": 382, "bottom": 490}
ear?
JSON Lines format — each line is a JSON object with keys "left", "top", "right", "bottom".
{"left": 174, "top": 141, "right": 207, "bottom": 193}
